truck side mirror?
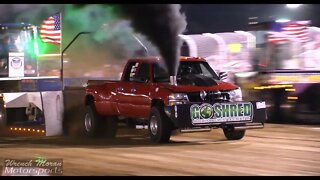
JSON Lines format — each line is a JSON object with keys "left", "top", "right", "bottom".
{"left": 219, "top": 72, "right": 228, "bottom": 80}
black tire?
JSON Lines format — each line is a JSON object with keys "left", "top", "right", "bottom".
{"left": 83, "top": 105, "right": 103, "bottom": 137}
{"left": 223, "top": 126, "right": 246, "bottom": 140}
{"left": 148, "top": 107, "right": 173, "bottom": 143}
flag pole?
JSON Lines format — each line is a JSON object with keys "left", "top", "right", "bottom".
{"left": 59, "top": 11, "right": 64, "bottom": 89}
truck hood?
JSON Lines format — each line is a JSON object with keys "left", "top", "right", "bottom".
{"left": 158, "top": 75, "right": 239, "bottom": 92}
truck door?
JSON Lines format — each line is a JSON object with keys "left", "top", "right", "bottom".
{"left": 116, "top": 61, "right": 137, "bottom": 116}
{"left": 129, "top": 62, "right": 152, "bottom": 118}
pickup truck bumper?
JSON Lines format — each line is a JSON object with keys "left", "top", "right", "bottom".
{"left": 164, "top": 101, "right": 267, "bottom": 129}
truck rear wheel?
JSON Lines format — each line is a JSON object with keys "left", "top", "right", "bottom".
{"left": 83, "top": 105, "right": 118, "bottom": 138}
{"left": 148, "top": 107, "right": 172, "bottom": 143}
{"left": 83, "top": 105, "right": 103, "bottom": 137}
{"left": 223, "top": 126, "right": 246, "bottom": 140}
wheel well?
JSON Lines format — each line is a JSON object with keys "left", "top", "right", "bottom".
{"left": 85, "top": 95, "right": 94, "bottom": 106}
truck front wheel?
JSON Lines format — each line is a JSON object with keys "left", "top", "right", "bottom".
{"left": 223, "top": 126, "right": 246, "bottom": 140}
{"left": 148, "top": 107, "right": 172, "bottom": 143}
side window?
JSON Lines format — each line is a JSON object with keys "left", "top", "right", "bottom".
{"left": 123, "top": 62, "right": 139, "bottom": 82}
{"left": 134, "top": 63, "right": 150, "bottom": 83}
{"left": 199, "top": 63, "right": 211, "bottom": 77}
{"left": 153, "top": 63, "right": 169, "bottom": 82}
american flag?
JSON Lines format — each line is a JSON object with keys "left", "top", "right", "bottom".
{"left": 268, "top": 22, "right": 309, "bottom": 43}
{"left": 40, "top": 13, "right": 61, "bottom": 44}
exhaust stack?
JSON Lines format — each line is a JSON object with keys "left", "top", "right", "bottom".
{"left": 170, "top": 76, "right": 177, "bottom": 86}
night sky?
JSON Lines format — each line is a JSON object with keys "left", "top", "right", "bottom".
{"left": 1, "top": 4, "right": 320, "bottom": 34}
{"left": 180, "top": 4, "right": 320, "bottom": 34}
{"left": 0, "top": 4, "right": 319, "bottom": 77}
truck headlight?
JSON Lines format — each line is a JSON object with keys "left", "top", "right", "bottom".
{"left": 168, "top": 93, "right": 189, "bottom": 106}
{"left": 229, "top": 88, "right": 242, "bottom": 102}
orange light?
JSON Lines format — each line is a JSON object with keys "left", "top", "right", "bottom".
{"left": 14, "top": 128, "right": 17, "bottom": 131}
{"left": 288, "top": 96, "right": 298, "bottom": 100}
{"left": 42, "top": 130, "right": 45, "bottom": 133}
{"left": 28, "top": 129, "right": 31, "bottom": 131}
{"left": 10, "top": 128, "right": 13, "bottom": 130}
{"left": 23, "top": 128, "right": 26, "bottom": 131}
{"left": 18, "top": 128, "right": 21, "bottom": 131}
{"left": 285, "top": 88, "right": 296, "bottom": 92}
{"left": 37, "top": 129, "right": 40, "bottom": 133}
{"left": 33, "top": 129, "right": 35, "bottom": 132}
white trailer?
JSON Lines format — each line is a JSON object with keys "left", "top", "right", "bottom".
{"left": 179, "top": 32, "right": 255, "bottom": 83}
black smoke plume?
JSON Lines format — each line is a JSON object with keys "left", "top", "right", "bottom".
{"left": 116, "top": 4, "right": 187, "bottom": 76}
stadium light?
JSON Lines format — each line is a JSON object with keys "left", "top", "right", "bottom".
{"left": 286, "top": 4, "right": 302, "bottom": 9}
{"left": 276, "top": 19, "right": 291, "bottom": 23}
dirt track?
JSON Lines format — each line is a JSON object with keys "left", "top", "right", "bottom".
{"left": 0, "top": 123, "right": 320, "bottom": 176}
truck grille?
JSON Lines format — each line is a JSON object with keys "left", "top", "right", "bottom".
{"left": 187, "top": 90, "right": 230, "bottom": 103}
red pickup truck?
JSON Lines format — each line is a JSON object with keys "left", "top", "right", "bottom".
{"left": 84, "top": 56, "right": 267, "bottom": 143}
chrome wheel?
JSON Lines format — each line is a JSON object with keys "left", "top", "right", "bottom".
{"left": 148, "top": 107, "right": 172, "bottom": 143}
{"left": 149, "top": 115, "right": 158, "bottom": 136}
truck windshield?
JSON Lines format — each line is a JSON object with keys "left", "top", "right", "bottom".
{"left": 153, "top": 61, "right": 219, "bottom": 82}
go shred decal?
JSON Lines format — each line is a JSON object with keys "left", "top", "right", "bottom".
{"left": 190, "top": 102, "right": 253, "bottom": 124}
